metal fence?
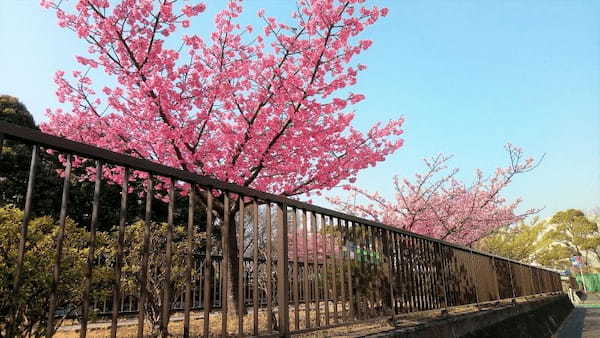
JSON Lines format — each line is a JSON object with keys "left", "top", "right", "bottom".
{"left": 0, "top": 122, "right": 562, "bottom": 337}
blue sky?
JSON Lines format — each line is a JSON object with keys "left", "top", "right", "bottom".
{"left": 1, "top": 0, "right": 598, "bottom": 219}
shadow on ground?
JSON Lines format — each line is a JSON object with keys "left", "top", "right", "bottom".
{"left": 556, "top": 307, "right": 600, "bottom": 338}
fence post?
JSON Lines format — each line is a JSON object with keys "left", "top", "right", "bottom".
{"left": 440, "top": 244, "right": 449, "bottom": 311}
{"left": 161, "top": 180, "right": 176, "bottom": 337}
{"left": 184, "top": 186, "right": 196, "bottom": 338}
{"left": 47, "top": 153, "right": 73, "bottom": 338}
{"left": 528, "top": 265, "right": 535, "bottom": 296}
{"left": 81, "top": 161, "right": 102, "bottom": 338}
{"left": 137, "top": 176, "right": 154, "bottom": 338}
{"left": 10, "top": 144, "right": 39, "bottom": 336}
{"left": 508, "top": 262, "right": 516, "bottom": 301}
{"left": 468, "top": 248, "right": 480, "bottom": 306}
{"left": 277, "top": 203, "right": 290, "bottom": 336}
{"left": 491, "top": 257, "right": 500, "bottom": 301}
{"left": 383, "top": 230, "right": 395, "bottom": 315}
{"left": 111, "top": 168, "right": 129, "bottom": 338}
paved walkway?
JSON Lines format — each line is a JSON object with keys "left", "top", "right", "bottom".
{"left": 555, "top": 306, "right": 600, "bottom": 338}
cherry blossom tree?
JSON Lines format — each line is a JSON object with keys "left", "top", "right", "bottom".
{"left": 329, "top": 144, "right": 542, "bottom": 246}
{"left": 40, "top": 0, "right": 403, "bottom": 317}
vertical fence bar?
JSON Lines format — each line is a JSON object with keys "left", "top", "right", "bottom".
{"left": 220, "top": 194, "right": 230, "bottom": 336}
{"left": 323, "top": 216, "right": 331, "bottom": 325}
{"left": 266, "top": 202, "right": 273, "bottom": 332}
{"left": 238, "top": 197, "right": 245, "bottom": 336}
{"left": 359, "top": 224, "right": 370, "bottom": 317}
{"left": 46, "top": 153, "right": 72, "bottom": 338}
{"left": 508, "top": 261, "right": 516, "bottom": 300}
{"left": 412, "top": 238, "right": 421, "bottom": 311}
{"left": 427, "top": 241, "right": 438, "bottom": 309}
{"left": 360, "top": 225, "right": 370, "bottom": 316}
{"left": 378, "top": 229, "right": 387, "bottom": 312}
{"left": 345, "top": 220, "right": 355, "bottom": 320}
{"left": 183, "top": 186, "right": 195, "bottom": 338}
{"left": 13, "top": 146, "right": 38, "bottom": 291}
{"left": 367, "top": 225, "right": 376, "bottom": 316}
{"left": 491, "top": 257, "right": 500, "bottom": 300}
{"left": 252, "top": 200, "right": 259, "bottom": 336}
{"left": 331, "top": 218, "right": 339, "bottom": 323}
{"left": 424, "top": 240, "right": 433, "bottom": 310}
{"left": 418, "top": 238, "right": 427, "bottom": 310}
{"left": 80, "top": 161, "right": 102, "bottom": 338}
{"left": 470, "top": 249, "right": 480, "bottom": 306}
{"left": 410, "top": 237, "right": 420, "bottom": 312}
{"left": 400, "top": 235, "right": 409, "bottom": 313}
{"left": 293, "top": 208, "right": 300, "bottom": 330}
{"left": 423, "top": 240, "right": 432, "bottom": 309}
{"left": 352, "top": 223, "right": 361, "bottom": 318}
{"left": 395, "top": 233, "right": 405, "bottom": 313}
{"left": 371, "top": 227, "right": 382, "bottom": 314}
{"left": 10, "top": 144, "right": 38, "bottom": 336}
{"left": 451, "top": 248, "right": 460, "bottom": 306}
{"left": 0, "top": 133, "right": 4, "bottom": 160}
{"left": 203, "top": 191, "right": 214, "bottom": 337}
{"left": 371, "top": 227, "right": 380, "bottom": 313}
{"left": 302, "top": 210, "right": 311, "bottom": 328}
{"left": 336, "top": 219, "right": 343, "bottom": 320}
{"left": 438, "top": 243, "right": 449, "bottom": 310}
{"left": 417, "top": 238, "right": 426, "bottom": 310}
{"left": 382, "top": 229, "right": 394, "bottom": 314}
{"left": 401, "top": 235, "right": 410, "bottom": 313}
{"left": 111, "top": 168, "right": 129, "bottom": 338}
{"left": 528, "top": 265, "right": 535, "bottom": 297}
{"left": 161, "top": 181, "right": 176, "bottom": 337}
{"left": 137, "top": 176, "right": 153, "bottom": 338}
{"left": 276, "top": 203, "right": 289, "bottom": 336}
{"left": 338, "top": 219, "right": 347, "bottom": 322}
{"left": 390, "top": 232, "right": 399, "bottom": 313}
{"left": 313, "top": 212, "right": 321, "bottom": 327}
{"left": 428, "top": 241, "right": 437, "bottom": 309}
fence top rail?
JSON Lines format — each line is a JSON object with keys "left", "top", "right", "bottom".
{"left": 0, "top": 121, "right": 557, "bottom": 273}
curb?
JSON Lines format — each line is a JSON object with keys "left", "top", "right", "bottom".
{"left": 551, "top": 306, "right": 577, "bottom": 338}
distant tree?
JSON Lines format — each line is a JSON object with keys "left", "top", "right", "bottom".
{"left": 329, "top": 144, "right": 541, "bottom": 245}
{"left": 0, "top": 95, "right": 36, "bottom": 129}
{"left": 536, "top": 209, "right": 600, "bottom": 270}
{"left": 0, "top": 95, "right": 57, "bottom": 216}
{"left": 0, "top": 96, "right": 169, "bottom": 230}
{"left": 0, "top": 96, "right": 120, "bottom": 226}
{"left": 477, "top": 217, "right": 546, "bottom": 263}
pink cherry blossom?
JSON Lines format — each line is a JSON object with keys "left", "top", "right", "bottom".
{"left": 328, "top": 144, "right": 542, "bottom": 246}
{"left": 41, "top": 0, "right": 402, "bottom": 199}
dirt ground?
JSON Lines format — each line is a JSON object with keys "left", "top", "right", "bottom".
{"left": 55, "top": 295, "right": 553, "bottom": 337}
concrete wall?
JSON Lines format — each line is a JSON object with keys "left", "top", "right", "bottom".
{"left": 367, "top": 294, "right": 573, "bottom": 338}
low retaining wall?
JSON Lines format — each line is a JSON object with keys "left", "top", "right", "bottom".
{"left": 367, "top": 294, "right": 573, "bottom": 338}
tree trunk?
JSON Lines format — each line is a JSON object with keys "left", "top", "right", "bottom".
{"left": 193, "top": 189, "right": 246, "bottom": 319}
{"left": 225, "top": 208, "right": 246, "bottom": 317}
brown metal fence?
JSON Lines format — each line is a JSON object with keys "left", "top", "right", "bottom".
{"left": 0, "top": 122, "right": 562, "bottom": 337}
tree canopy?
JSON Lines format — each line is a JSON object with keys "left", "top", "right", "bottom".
{"left": 478, "top": 209, "right": 600, "bottom": 271}
{"left": 0, "top": 95, "right": 36, "bottom": 129}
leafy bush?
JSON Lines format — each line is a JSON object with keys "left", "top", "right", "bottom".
{"left": 0, "top": 205, "right": 110, "bottom": 337}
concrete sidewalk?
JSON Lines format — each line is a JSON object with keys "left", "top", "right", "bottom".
{"left": 555, "top": 306, "right": 600, "bottom": 338}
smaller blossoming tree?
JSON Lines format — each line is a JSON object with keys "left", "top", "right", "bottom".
{"left": 328, "top": 144, "right": 542, "bottom": 245}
